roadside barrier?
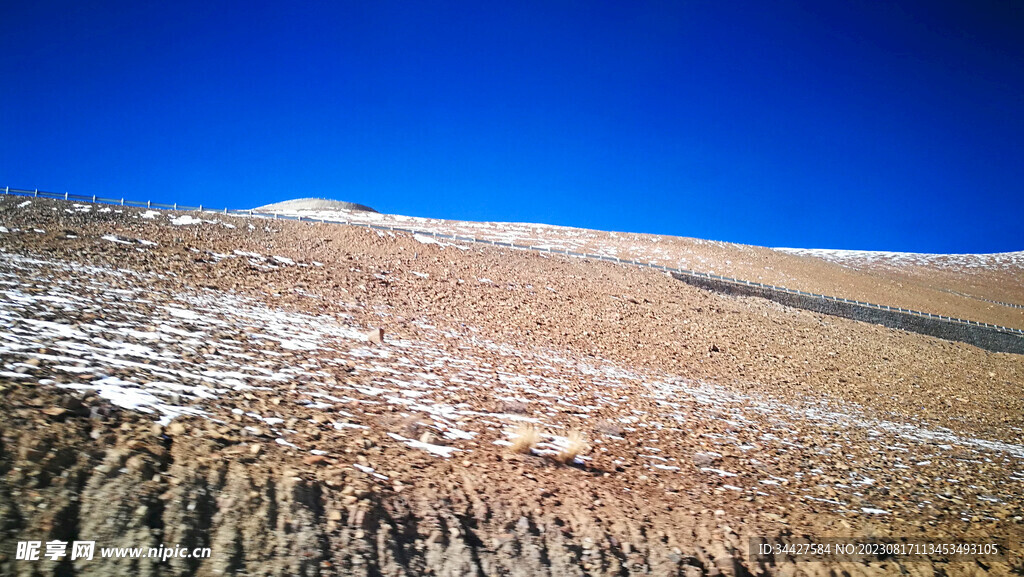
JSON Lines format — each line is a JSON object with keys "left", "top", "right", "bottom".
{"left": 942, "top": 288, "right": 1024, "bottom": 311}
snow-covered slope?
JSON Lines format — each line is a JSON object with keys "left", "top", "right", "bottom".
{"left": 259, "top": 203, "right": 1024, "bottom": 275}
{"left": 773, "top": 247, "right": 1024, "bottom": 271}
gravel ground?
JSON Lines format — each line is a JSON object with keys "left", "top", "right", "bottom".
{"left": 0, "top": 196, "right": 1021, "bottom": 576}
{"left": 262, "top": 205, "right": 1024, "bottom": 330}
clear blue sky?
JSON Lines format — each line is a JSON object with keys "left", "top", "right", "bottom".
{"left": 2, "top": 1, "right": 1022, "bottom": 253}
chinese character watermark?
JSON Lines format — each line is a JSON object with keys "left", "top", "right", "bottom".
{"left": 16, "top": 540, "right": 95, "bottom": 561}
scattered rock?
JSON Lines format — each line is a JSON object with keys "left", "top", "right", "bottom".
{"left": 692, "top": 452, "right": 718, "bottom": 467}
{"left": 304, "top": 454, "right": 328, "bottom": 466}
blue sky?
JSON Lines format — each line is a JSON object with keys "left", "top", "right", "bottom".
{"left": 2, "top": 1, "right": 1022, "bottom": 253}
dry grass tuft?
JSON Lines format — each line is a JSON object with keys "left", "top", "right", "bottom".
{"left": 554, "top": 430, "right": 590, "bottom": 465}
{"left": 509, "top": 423, "right": 541, "bottom": 454}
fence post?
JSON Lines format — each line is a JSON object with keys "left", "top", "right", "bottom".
{"left": 65, "top": 192, "right": 68, "bottom": 200}
{"left": 34, "top": 189, "right": 38, "bottom": 197}
{"left": 92, "top": 195, "right": 96, "bottom": 202}
{"left": 224, "top": 207, "right": 227, "bottom": 214}
{"left": 198, "top": 205, "right": 202, "bottom": 212}
{"left": 120, "top": 198, "right": 124, "bottom": 205}
{"left": 173, "top": 203, "right": 177, "bottom": 210}
{"left": 147, "top": 200, "right": 151, "bottom": 208}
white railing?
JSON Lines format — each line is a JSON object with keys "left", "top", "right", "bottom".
{"left": 3, "top": 185, "right": 1022, "bottom": 337}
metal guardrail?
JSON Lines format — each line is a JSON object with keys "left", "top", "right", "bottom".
{"left": 3, "top": 185, "right": 1023, "bottom": 337}
{"left": 942, "top": 288, "right": 1024, "bottom": 311}
{"left": 977, "top": 298, "right": 1024, "bottom": 310}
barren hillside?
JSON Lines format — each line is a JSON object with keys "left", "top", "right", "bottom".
{"left": 260, "top": 204, "right": 1024, "bottom": 331}
{"left": 1, "top": 196, "right": 1022, "bottom": 576}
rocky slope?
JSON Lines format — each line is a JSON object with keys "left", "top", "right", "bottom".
{"left": 0, "top": 196, "right": 1022, "bottom": 576}
{"left": 257, "top": 203, "right": 1024, "bottom": 330}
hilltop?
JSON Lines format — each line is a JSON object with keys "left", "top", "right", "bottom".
{"left": 254, "top": 197, "right": 378, "bottom": 213}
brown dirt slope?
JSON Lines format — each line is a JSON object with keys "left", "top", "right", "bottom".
{"left": 0, "top": 196, "right": 1022, "bottom": 575}
{"left": 266, "top": 205, "right": 1024, "bottom": 329}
